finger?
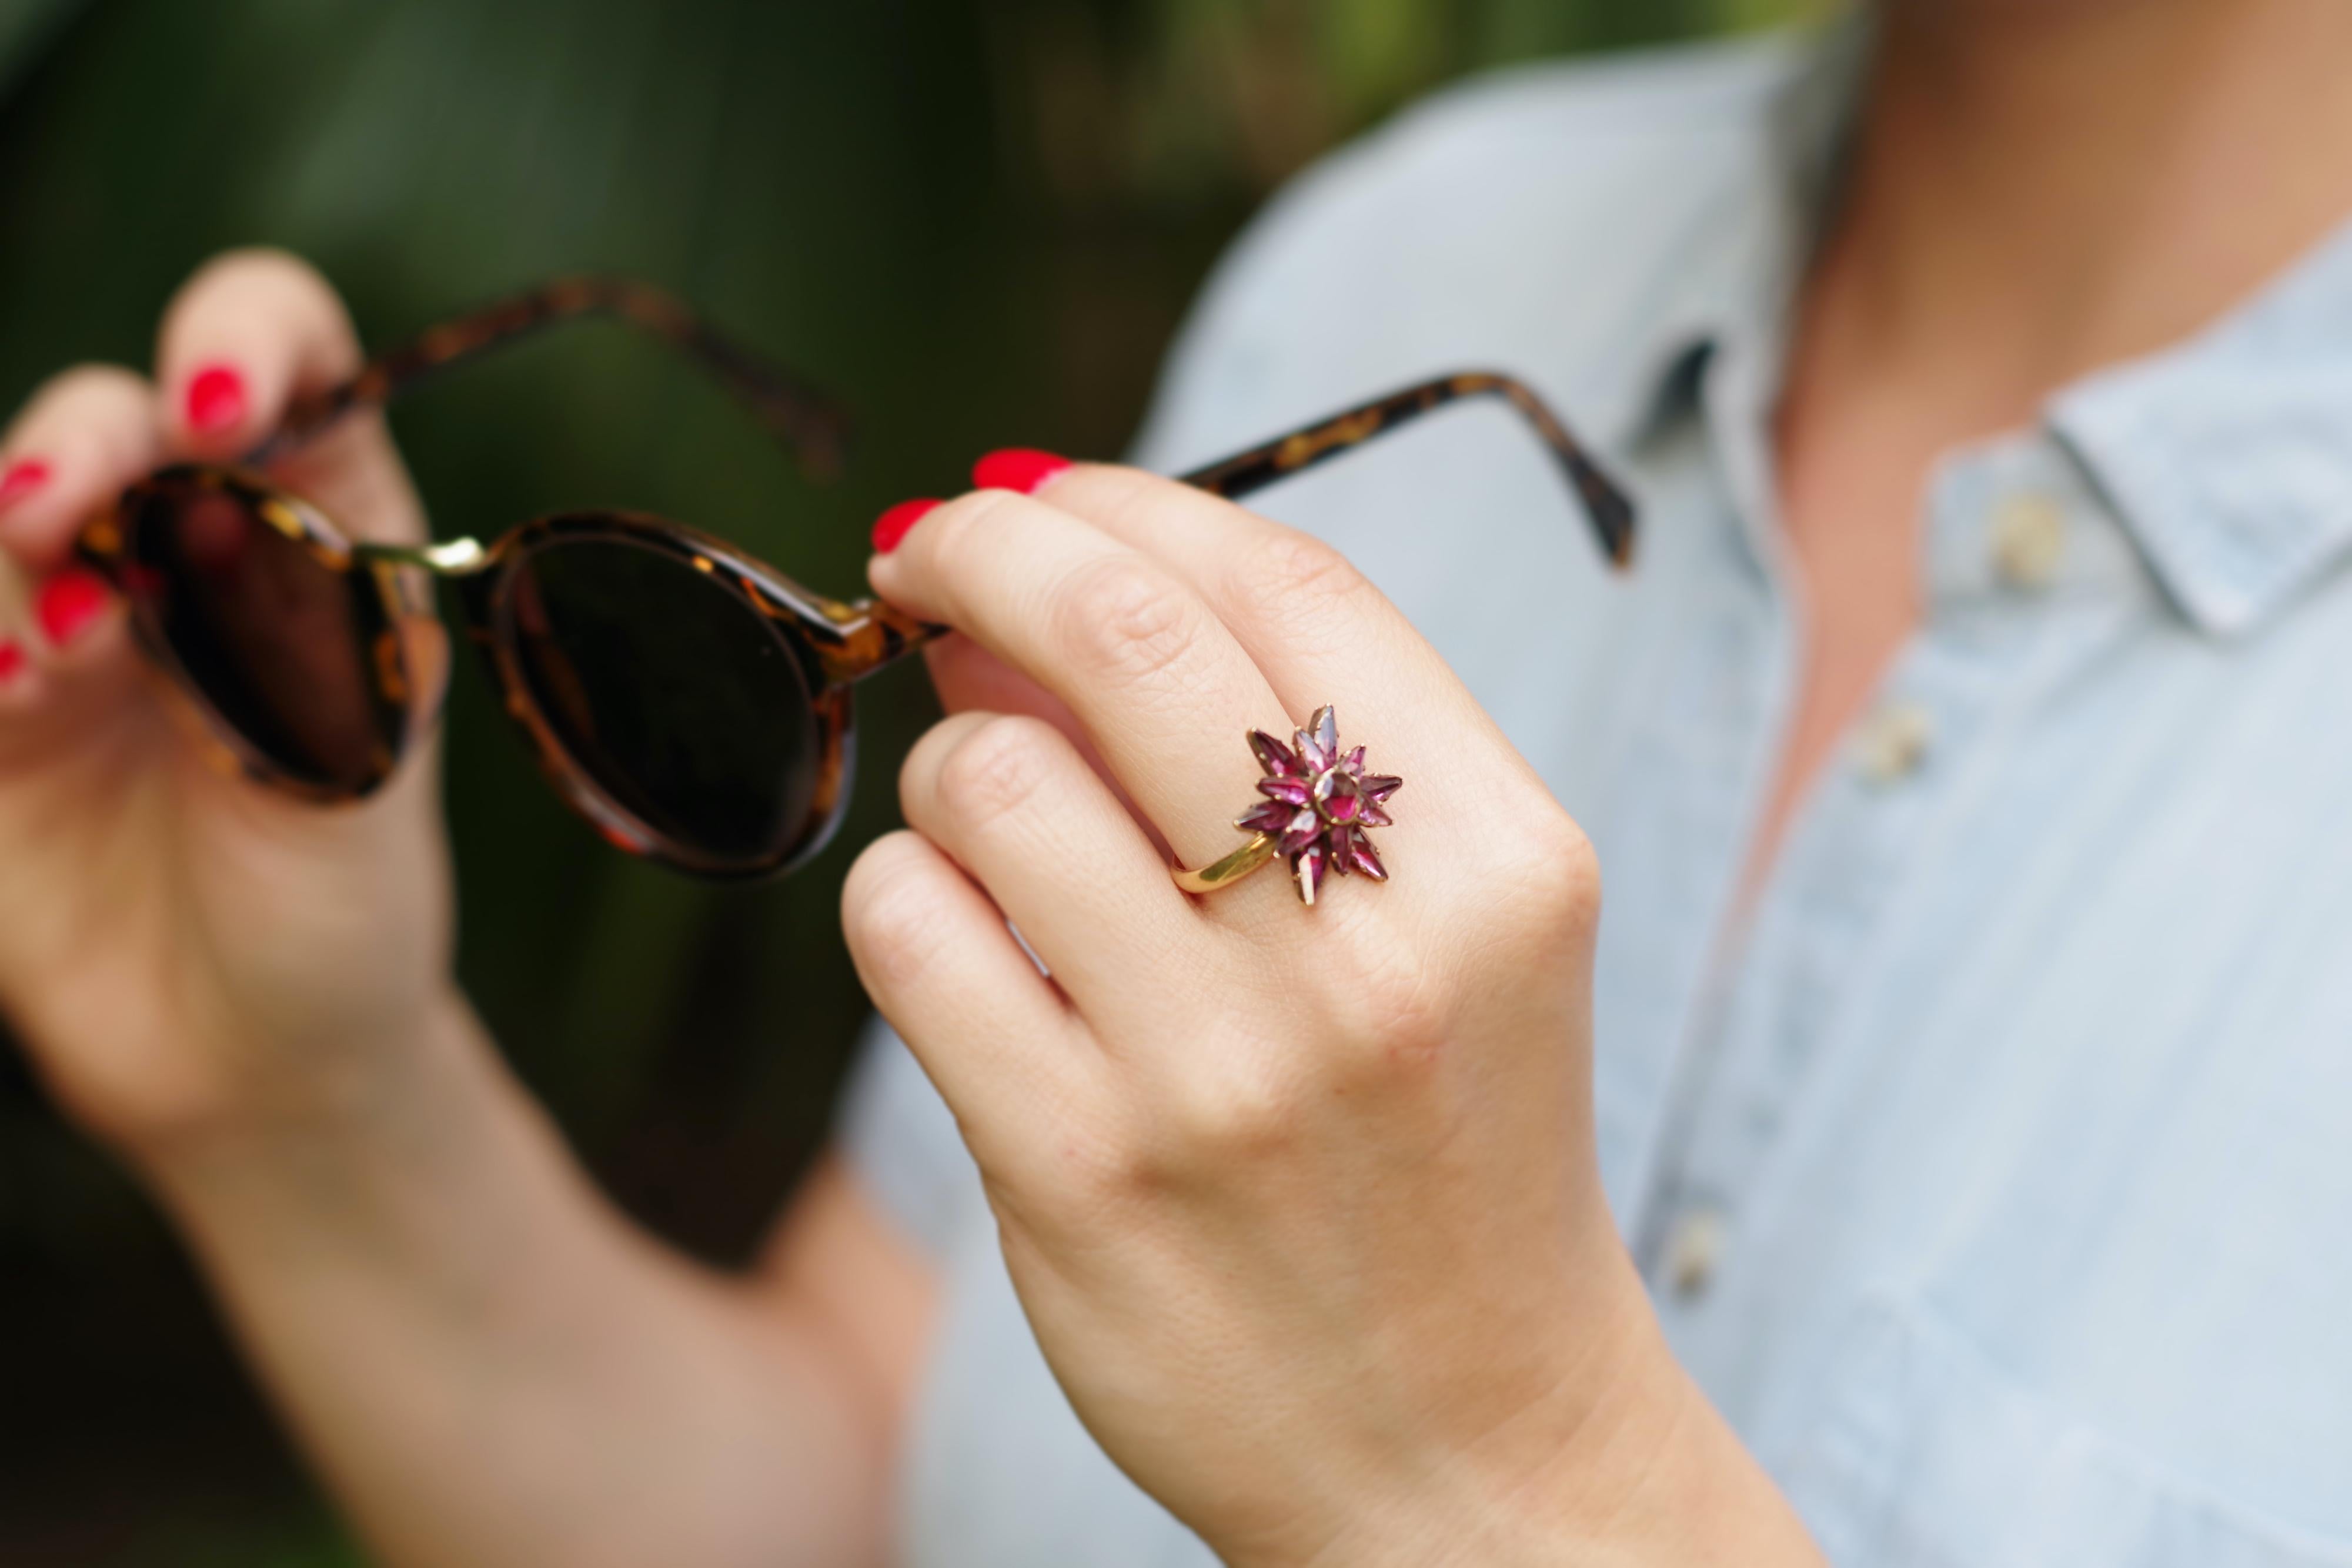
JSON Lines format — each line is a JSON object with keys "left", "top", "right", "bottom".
{"left": 0, "top": 367, "right": 151, "bottom": 704}
{"left": 1025, "top": 462, "right": 1465, "bottom": 733}
{"left": 0, "top": 365, "right": 162, "bottom": 573}
{"left": 841, "top": 828, "right": 1100, "bottom": 1172}
{"left": 897, "top": 711, "right": 1206, "bottom": 1030}
{"left": 924, "top": 635, "right": 1172, "bottom": 854}
{"left": 1005, "top": 463, "right": 1538, "bottom": 876}
{"left": 927, "top": 633, "right": 1067, "bottom": 728}
{"left": 0, "top": 531, "right": 145, "bottom": 771}
{"left": 153, "top": 249, "right": 424, "bottom": 545}
{"left": 155, "top": 248, "right": 362, "bottom": 458}
{"left": 869, "top": 489, "right": 1289, "bottom": 872}
{"left": 0, "top": 550, "right": 41, "bottom": 711}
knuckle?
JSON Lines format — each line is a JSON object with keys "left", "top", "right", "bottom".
{"left": 1047, "top": 1116, "right": 1159, "bottom": 1215}
{"left": 840, "top": 834, "right": 956, "bottom": 983}
{"left": 1051, "top": 553, "right": 1204, "bottom": 687}
{"left": 1168, "top": 1056, "right": 1307, "bottom": 1165}
{"left": 1238, "top": 529, "right": 1374, "bottom": 628}
{"left": 1057, "top": 464, "right": 1165, "bottom": 531}
{"left": 1250, "top": 903, "right": 1455, "bottom": 1084}
{"left": 1326, "top": 941, "right": 1454, "bottom": 1071}
{"left": 917, "top": 487, "right": 1021, "bottom": 576}
{"left": 1496, "top": 812, "right": 1603, "bottom": 941}
{"left": 932, "top": 713, "right": 1064, "bottom": 830}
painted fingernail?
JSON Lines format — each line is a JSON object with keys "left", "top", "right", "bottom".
{"left": 185, "top": 363, "right": 249, "bottom": 434}
{"left": 35, "top": 567, "right": 109, "bottom": 647}
{"left": 973, "top": 447, "right": 1072, "bottom": 496}
{"left": 0, "top": 459, "right": 52, "bottom": 511}
{"left": 0, "top": 638, "right": 25, "bottom": 685}
{"left": 872, "top": 498, "right": 942, "bottom": 554}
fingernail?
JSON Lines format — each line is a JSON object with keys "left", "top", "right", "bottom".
{"left": 0, "top": 638, "right": 25, "bottom": 684}
{"left": 0, "top": 459, "right": 52, "bottom": 511}
{"left": 872, "top": 498, "right": 942, "bottom": 554}
{"left": 36, "top": 568, "right": 109, "bottom": 647}
{"left": 185, "top": 363, "right": 249, "bottom": 434}
{"left": 973, "top": 448, "right": 1072, "bottom": 496}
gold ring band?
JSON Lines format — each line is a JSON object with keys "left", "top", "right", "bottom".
{"left": 1171, "top": 830, "right": 1280, "bottom": 894}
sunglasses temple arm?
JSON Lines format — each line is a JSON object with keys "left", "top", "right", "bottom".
{"left": 1174, "top": 371, "right": 1637, "bottom": 569}
{"left": 243, "top": 276, "right": 853, "bottom": 480}
{"left": 833, "top": 372, "right": 1639, "bottom": 681}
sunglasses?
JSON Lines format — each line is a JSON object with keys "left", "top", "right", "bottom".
{"left": 76, "top": 277, "right": 1636, "bottom": 880}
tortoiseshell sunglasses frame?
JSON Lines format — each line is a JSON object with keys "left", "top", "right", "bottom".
{"left": 76, "top": 276, "right": 1636, "bottom": 881}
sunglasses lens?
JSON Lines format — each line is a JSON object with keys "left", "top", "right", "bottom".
{"left": 499, "top": 537, "right": 824, "bottom": 868}
{"left": 121, "top": 473, "right": 407, "bottom": 793}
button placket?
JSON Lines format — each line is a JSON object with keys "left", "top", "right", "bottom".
{"left": 1647, "top": 446, "right": 2062, "bottom": 1324}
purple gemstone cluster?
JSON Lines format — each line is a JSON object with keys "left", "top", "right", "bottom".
{"left": 1234, "top": 705, "right": 1402, "bottom": 904}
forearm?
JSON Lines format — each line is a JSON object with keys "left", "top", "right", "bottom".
{"left": 1548, "top": 1326, "right": 1825, "bottom": 1568}
{"left": 136, "top": 998, "right": 891, "bottom": 1568}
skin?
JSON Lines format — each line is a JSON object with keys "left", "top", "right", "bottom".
{"left": 0, "top": 2, "right": 2347, "bottom": 1562}
{"left": 849, "top": 469, "right": 1819, "bottom": 1565}
{"left": 0, "top": 255, "right": 917, "bottom": 1568}
{"left": 1760, "top": 0, "right": 2352, "bottom": 881}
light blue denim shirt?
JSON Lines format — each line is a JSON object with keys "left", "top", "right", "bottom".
{"left": 844, "top": 25, "right": 2352, "bottom": 1566}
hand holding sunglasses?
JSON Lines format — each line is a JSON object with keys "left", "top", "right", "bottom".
{"left": 0, "top": 250, "right": 473, "bottom": 1159}
{"left": 65, "top": 272, "right": 1632, "bottom": 882}
{"left": 0, "top": 248, "right": 1629, "bottom": 1159}
{"left": 1, "top": 248, "right": 1764, "bottom": 1567}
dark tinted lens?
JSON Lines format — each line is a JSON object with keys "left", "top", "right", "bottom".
{"left": 500, "top": 537, "right": 822, "bottom": 866}
{"left": 123, "top": 472, "right": 406, "bottom": 793}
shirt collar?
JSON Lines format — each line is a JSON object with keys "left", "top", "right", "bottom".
{"left": 1586, "top": 20, "right": 2352, "bottom": 640}
{"left": 2050, "top": 213, "right": 2352, "bottom": 637}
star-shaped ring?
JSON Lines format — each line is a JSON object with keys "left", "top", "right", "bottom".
{"left": 1171, "top": 705, "right": 1401, "bottom": 905}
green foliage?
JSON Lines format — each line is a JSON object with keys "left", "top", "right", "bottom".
{"left": 0, "top": 0, "right": 1815, "bottom": 1559}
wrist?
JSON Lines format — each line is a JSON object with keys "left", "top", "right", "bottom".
{"left": 1255, "top": 1256, "right": 1818, "bottom": 1568}
{"left": 128, "top": 984, "right": 493, "bottom": 1203}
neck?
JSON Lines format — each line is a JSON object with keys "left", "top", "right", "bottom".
{"left": 1811, "top": 0, "right": 2352, "bottom": 425}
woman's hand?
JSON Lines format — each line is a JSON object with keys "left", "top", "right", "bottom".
{"left": 844, "top": 466, "right": 1819, "bottom": 1566}
{"left": 0, "top": 250, "right": 460, "bottom": 1163}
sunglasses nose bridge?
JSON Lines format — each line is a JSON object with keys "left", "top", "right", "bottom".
{"left": 352, "top": 536, "right": 496, "bottom": 577}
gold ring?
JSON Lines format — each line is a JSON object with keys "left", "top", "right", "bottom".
{"left": 1169, "top": 704, "right": 1401, "bottom": 906}
{"left": 1172, "top": 830, "right": 1282, "bottom": 893}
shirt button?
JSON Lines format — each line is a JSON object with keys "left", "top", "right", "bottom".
{"left": 1853, "top": 700, "right": 1935, "bottom": 784}
{"left": 1990, "top": 493, "right": 2067, "bottom": 590}
{"left": 1666, "top": 1206, "right": 1728, "bottom": 1300}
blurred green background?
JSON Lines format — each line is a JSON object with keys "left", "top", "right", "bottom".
{"left": 0, "top": 0, "right": 1813, "bottom": 1560}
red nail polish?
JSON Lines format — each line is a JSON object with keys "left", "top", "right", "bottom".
{"left": 36, "top": 568, "right": 109, "bottom": 647}
{"left": 0, "top": 459, "right": 52, "bottom": 510}
{"left": 873, "top": 499, "right": 941, "bottom": 554}
{"left": 973, "top": 448, "right": 1072, "bottom": 496}
{"left": 0, "top": 638, "right": 24, "bottom": 684}
{"left": 185, "top": 364, "right": 248, "bottom": 434}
